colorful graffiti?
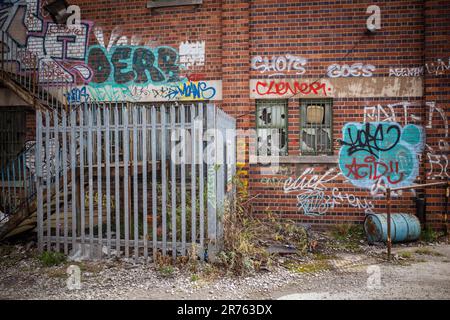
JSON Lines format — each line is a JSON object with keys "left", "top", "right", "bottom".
{"left": 1, "top": 0, "right": 93, "bottom": 85}
{"left": 339, "top": 122, "right": 424, "bottom": 189}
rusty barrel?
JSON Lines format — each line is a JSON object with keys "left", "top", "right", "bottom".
{"left": 364, "top": 213, "right": 421, "bottom": 244}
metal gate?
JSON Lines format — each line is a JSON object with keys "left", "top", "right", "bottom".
{"left": 35, "top": 103, "right": 236, "bottom": 261}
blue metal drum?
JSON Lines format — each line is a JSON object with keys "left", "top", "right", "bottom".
{"left": 364, "top": 213, "right": 421, "bottom": 244}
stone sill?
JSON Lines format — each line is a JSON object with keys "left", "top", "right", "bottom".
{"left": 250, "top": 155, "right": 338, "bottom": 164}
{"left": 147, "top": 0, "right": 202, "bottom": 9}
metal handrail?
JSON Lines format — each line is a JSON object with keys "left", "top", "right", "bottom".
{"left": 385, "top": 180, "right": 450, "bottom": 260}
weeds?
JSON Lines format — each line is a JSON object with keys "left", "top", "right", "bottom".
{"left": 38, "top": 251, "right": 66, "bottom": 267}
{"left": 420, "top": 227, "right": 442, "bottom": 243}
{"left": 414, "top": 248, "right": 443, "bottom": 257}
{"left": 329, "top": 224, "right": 364, "bottom": 252}
{"left": 218, "top": 176, "right": 308, "bottom": 276}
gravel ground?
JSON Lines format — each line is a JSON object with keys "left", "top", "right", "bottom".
{"left": 0, "top": 240, "right": 449, "bottom": 300}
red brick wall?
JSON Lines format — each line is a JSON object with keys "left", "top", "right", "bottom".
{"left": 12, "top": 0, "right": 449, "bottom": 230}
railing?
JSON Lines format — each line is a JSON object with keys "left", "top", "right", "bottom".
{"left": 0, "top": 31, "right": 69, "bottom": 114}
{"left": 0, "top": 143, "right": 37, "bottom": 224}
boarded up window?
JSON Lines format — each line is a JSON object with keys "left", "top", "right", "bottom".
{"left": 256, "top": 100, "right": 288, "bottom": 156}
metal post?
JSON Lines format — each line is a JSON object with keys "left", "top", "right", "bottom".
{"left": 386, "top": 188, "right": 392, "bottom": 261}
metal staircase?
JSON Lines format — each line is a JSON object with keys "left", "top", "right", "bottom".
{"left": 0, "top": 30, "right": 76, "bottom": 240}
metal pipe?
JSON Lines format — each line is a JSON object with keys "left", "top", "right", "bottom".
{"left": 389, "top": 181, "right": 448, "bottom": 192}
{"left": 386, "top": 187, "right": 392, "bottom": 261}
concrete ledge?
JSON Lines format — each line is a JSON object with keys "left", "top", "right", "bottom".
{"left": 147, "top": 0, "right": 202, "bottom": 9}
{"left": 250, "top": 155, "right": 338, "bottom": 164}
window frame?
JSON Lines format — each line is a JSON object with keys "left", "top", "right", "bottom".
{"left": 256, "top": 99, "right": 288, "bottom": 157}
{"left": 299, "top": 98, "right": 333, "bottom": 156}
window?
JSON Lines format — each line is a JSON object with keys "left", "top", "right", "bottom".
{"left": 300, "top": 99, "right": 332, "bottom": 155}
{"left": 256, "top": 100, "right": 288, "bottom": 156}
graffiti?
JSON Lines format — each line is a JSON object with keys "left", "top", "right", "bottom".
{"left": 283, "top": 167, "right": 374, "bottom": 216}
{"left": 363, "top": 102, "right": 422, "bottom": 125}
{"left": 327, "top": 63, "right": 375, "bottom": 78}
{"left": 339, "top": 122, "right": 424, "bottom": 189}
{"left": 252, "top": 80, "right": 329, "bottom": 97}
{"left": 179, "top": 41, "right": 205, "bottom": 69}
{"left": 87, "top": 45, "right": 180, "bottom": 87}
{"left": 340, "top": 122, "right": 401, "bottom": 157}
{"left": 389, "top": 67, "right": 423, "bottom": 77}
{"left": 389, "top": 57, "right": 449, "bottom": 77}
{"left": 425, "top": 57, "right": 450, "bottom": 76}
{"left": 65, "top": 87, "right": 90, "bottom": 105}
{"left": 251, "top": 54, "right": 307, "bottom": 76}
{"left": 1, "top": 0, "right": 92, "bottom": 85}
{"left": 165, "top": 81, "right": 216, "bottom": 100}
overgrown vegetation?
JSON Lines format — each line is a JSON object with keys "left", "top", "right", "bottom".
{"left": 420, "top": 226, "right": 443, "bottom": 243}
{"left": 38, "top": 251, "right": 67, "bottom": 267}
{"left": 328, "top": 224, "right": 365, "bottom": 251}
{"left": 217, "top": 176, "right": 309, "bottom": 276}
{"left": 414, "top": 248, "right": 443, "bottom": 257}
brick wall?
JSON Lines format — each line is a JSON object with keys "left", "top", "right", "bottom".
{"left": 5, "top": 0, "right": 449, "bottom": 230}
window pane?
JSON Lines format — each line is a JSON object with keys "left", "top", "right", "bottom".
{"left": 256, "top": 100, "right": 287, "bottom": 156}
{"left": 300, "top": 99, "right": 332, "bottom": 155}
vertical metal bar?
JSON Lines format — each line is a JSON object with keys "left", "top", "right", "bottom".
{"left": 191, "top": 104, "right": 197, "bottom": 249}
{"left": 142, "top": 107, "right": 148, "bottom": 261}
{"left": 62, "top": 111, "right": 68, "bottom": 254}
{"left": 198, "top": 105, "right": 204, "bottom": 260}
{"left": 206, "top": 104, "right": 217, "bottom": 260}
{"left": 114, "top": 105, "right": 121, "bottom": 256}
{"left": 151, "top": 106, "right": 157, "bottom": 260}
{"left": 54, "top": 110, "right": 60, "bottom": 252}
{"left": 124, "top": 106, "right": 130, "bottom": 258}
{"left": 88, "top": 107, "right": 94, "bottom": 254}
{"left": 387, "top": 188, "right": 392, "bottom": 261}
{"left": 170, "top": 105, "right": 177, "bottom": 261}
{"left": 133, "top": 107, "right": 139, "bottom": 260}
{"left": 96, "top": 107, "right": 103, "bottom": 257}
{"left": 36, "top": 112, "right": 44, "bottom": 252}
{"left": 180, "top": 105, "right": 186, "bottom": 256}
{"left": 105, "top": 107, "right": 111, "bottom": 257}
{"left": 79, "top": 107, "right": 85, "bottom": 254}
{"left": 45, "top": 112, "right": 51, "bottom": 250}
{"left": 161, "top": 105, "right": 167, "bottom": 256}
{"left": 70, "top": 109, "right": 77, "bottom": 251}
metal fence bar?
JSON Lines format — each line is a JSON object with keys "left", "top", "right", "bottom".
{"left": 191, "top": 104, "right": 197, "bottom": 250}
{"left": 61, "top": 110, "right": 68, "bottom": 254}
{"left": 87, "top": 107, "right": 94, "bottom": 253}
{"left": 36, "top": 111, "right": 43, "bottom": 252}
{"left": 170, "top": 105, "right": 177, "bottom": 261}
{"left": 161, "top": 105, "right": 167, "bottom": 256}
{"left": 96, "top": 107, "right": 103, "bottom": 258}
{"left": 45, "top": 111, "right": 51, "bottom": 250}
{"left": 123, "top": 107, "right": 130, "bottom": 258}
{"left": 114, "top": 105, "right": 121, "bottom": 256}
{"left": 180, "top": 104, "right": 186, "bottom": 256}
{"left": 198, "top": 105, "right": 204, "bottom": 259}
{"left": 133, "top": 107, "right": 139, "bottom": 260}
{"left": 54, "top": 109, "right": 60, "bottom": 252}
{"left": 206, "top": 104, "right": 217, "bottom": 260}
{"left": 142, "top": 107, "right": 148, "bottom": 261}
{"left": 151, "top": 106, "right": 157, "bottom": 260}
{"left": 79, "top": 107, "right": 85, "bottom": 255}
{"left": 105, "top": 107, "right": 111, "bottom": 257}
{"left": 70, "top": 109, "right": 77, "bottom": 251}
